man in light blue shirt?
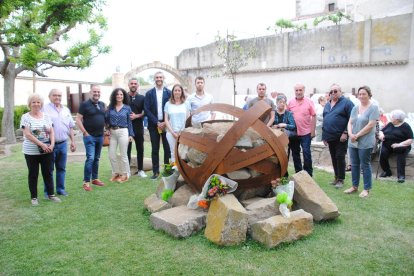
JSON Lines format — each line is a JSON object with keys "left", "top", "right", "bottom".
{"left": 187, "top": 76, "right": 216, "bottom": 127}
{"left": 43, "top": 88, "right": 76, "bottom": 196}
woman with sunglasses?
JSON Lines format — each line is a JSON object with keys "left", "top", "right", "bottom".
{"left": 344, "top": 86, "right": 379, "bottom": 198}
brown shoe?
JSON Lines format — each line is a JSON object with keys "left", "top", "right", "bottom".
{"left": 117, "top": 175, "right": 128, "bottom": 183}
{"left": 83, "top": 182, "right": 92, "bottom": 191}
{"left": 91, "top": 179, "right": 105, "bottom": 186}
{"left": 344, "top": 186, "right": 358, "bottom": 194}
{"left": 110, "top": 174, "right": 120, "bottom": 182}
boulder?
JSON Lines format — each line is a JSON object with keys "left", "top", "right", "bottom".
{"left": 251, "top": 209, "right": 313, "bottom": 248}
{"left": 204, "top": 194, "right": 248, "bottom": 246}
{"left": 150, "top": 206, "right": 207, "bottom": 238}
{"left": 245, "top": 197, "right": 280, "bottom": 233}
{"left": 169, "top": 184, "right": 196, "bottom": 207}
{"left": 292, "top": 171, "right": 340, "bottom": 221}
{"left": 144, "top": 194, "right": 172, "bottom": 213}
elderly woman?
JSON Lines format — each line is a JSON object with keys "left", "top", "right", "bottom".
{"left": 344, "top": 86, "right": 379, "bottom": 198}
{"left": 20, "top": 94, "right": 61, "bottom": 206}
{"left": 378, "top": 110, "right": 413, "bottom": 183}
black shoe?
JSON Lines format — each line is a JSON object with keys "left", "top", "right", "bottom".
{"left": 379, "top": 171, "right": 392, "bottom": 178}
{"left": 397, "top": 177, "right": 405, "bottom": 183}
{"left": 150, "top": 173, "right": 159, "bottom": 180}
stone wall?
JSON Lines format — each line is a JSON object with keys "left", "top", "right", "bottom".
{"left": 310, "top": 142, "right": 414, "bottom": 180}
{"left": 175, "top": 13, "right": 414, "bottom": 112}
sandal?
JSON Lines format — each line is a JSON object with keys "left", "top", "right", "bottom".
{"left": 344, "top": 186, "right": 358, "bottom": 194}
{"left": 359, "top": 190, "right": 369, "bottom": 198}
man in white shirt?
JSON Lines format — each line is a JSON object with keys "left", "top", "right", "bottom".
{"left": 187, "top": 76, "right": 216, "bottom": 127}
{"left": 144, "top": 72, "right": 172, "bottom": 179}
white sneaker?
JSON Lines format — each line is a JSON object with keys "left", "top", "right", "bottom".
{"left": 31, "top": 198, "right": 39, "bottom": 206}
{"left": 137, "top": 170, "right": 147, "bottom": 178}
{"left": 48, "top": 195, "right": 62, "bottom": 203}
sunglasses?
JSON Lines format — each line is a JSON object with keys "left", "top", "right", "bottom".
{"left": 330, "top": 89, "right": 339, "bottom": 94}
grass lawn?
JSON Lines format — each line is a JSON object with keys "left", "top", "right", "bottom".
{"left": 1, "top": 143, "right": 413, "bottom": 275}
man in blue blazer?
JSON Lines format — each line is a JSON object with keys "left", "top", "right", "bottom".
{"left": 144, "top": 71, "right": 172, "bottom": 179}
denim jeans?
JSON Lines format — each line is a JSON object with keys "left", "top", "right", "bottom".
{"left": 44, "top": 141, "right": 68, "bottom": 194}
{"left": 289, "top": 134, "right": 313, "bottom": 176}
{"left": 349, "top": 147, "right": 373, "bottom": 190}
{"left": 83, "top": 135, "right": 103, "bottom": 182}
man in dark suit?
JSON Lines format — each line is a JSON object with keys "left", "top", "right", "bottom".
{"left": 144, "top": 71, "right": 171, "bottom": 179}
{"left": 127, "top": 78, "right": 147, "bottom": 178}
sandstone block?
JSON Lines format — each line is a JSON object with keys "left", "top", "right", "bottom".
{"left": 144, "top": 194, "right": 172, "bottom": 213}
{"left": 204, "top": 194, "right": 248, "bottom": 246}
{"left": 170, "top": 184, "right": 196, "bottom": 207}
{"left": 251, "top": 209, "right": 313, "bottom": 248}
{"left": 245, "top": 197, "right": 280, "bottom": 232}
{"left": 150, "top": 206, "right": 207, "bottom": 238}
{"left": 292, "top": 171, "right": 340, "bottom": 221}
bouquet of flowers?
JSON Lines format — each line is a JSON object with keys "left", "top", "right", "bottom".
{"left": 161, "top": 162, "right": 175, "bottom": 177}
{"left": 272, "top": 177, "right": 295, "bottom": 218}
{"left": 188, "top": 174, "right": 238, "bottom": 210}
{"left": 160, "top": 162, "right": 180, "bottom": 202}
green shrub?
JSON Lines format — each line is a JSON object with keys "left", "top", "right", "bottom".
{"left": 0, "top": 105, "right": 29, "bottom": 134}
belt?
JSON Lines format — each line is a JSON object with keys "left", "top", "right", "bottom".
{"left": 55, "top": 140, "right": 66, "bottom": 145}
{"left": 110, "top": 126, "right": 126, "bottom": 130}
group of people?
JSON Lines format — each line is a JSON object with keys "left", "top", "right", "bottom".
{"left": 21, "top": 75, "right": 412, "bottom": 205}
{"left": 246, "top": 82, "right": 413, "bottom": 198}
{"left": 21, "top": 73, "right": 215, "bottom": 205}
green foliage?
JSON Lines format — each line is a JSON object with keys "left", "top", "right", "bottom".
{"left": 161, "top": 163, "right": 174, "bottom": 177}
{"left": 0, "top": 105, "right": 29, "bottom": 133}
{"left": 313, "top": 11, "right": 352, "bottom": 26}
{"left": 161, "top": 189, "right": 174, "bottom": 201}
{"left": 267, "top": 18, "right": 307, "bottom": 33}
{"left": 215, "top": 31, "right": 256, "bottom": 105}
{"left": 0, "top": 147, "right": 413, "bottom": 274}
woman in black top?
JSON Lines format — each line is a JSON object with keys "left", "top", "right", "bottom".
{"left": 378, "top": 110, "right": 413, "bottom": 183}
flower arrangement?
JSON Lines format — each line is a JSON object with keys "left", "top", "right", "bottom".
{"left": 161, "top": 162, "right": 175, "bottom": 177}
{"left": 205, "top": 175, "right": 230, "bottom": 200}
{"left": 272, "top": 176, "right": 295, "bottom": 218}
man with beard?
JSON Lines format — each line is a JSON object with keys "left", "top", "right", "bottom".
{"left": 187, "top": 76, "right": 216, "bottom": 127}
{"left": 287, "top": 83, "right": 316, "bottom": 176}
{"left": 144, "top": 72, "right": 171, "bottom": 179}
{"left": 126, "top": 78, "right": 147, "bottom": 178}
{"left": 322, "top": 84, "right": 354, "bottom": 188}
{"left": 76, "top": 85, "right": 106, "bottom": 191}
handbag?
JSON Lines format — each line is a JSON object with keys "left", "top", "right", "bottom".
{"left": 103, "top": 134, "right": 110, "bottom": 147}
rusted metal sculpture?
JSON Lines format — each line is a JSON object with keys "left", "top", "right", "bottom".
{"left": 175, "top": 101, "right": 289, "bottom": 192}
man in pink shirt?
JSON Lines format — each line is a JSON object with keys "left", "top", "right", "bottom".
{"left": 287, "top": 83, "right": 316, "bottom": 176}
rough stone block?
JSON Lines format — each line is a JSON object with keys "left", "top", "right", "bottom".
{"left": 150, "top": 205, "right": 207, "bottom": 238}
{"left": 144, "top": 193, "right": 172, "bottom": 213}
{"left": 170, "top": 184, "right": 196, "bottom": 207}
{"left": 251, "top": 209, "right": 313, "bottom": 248}
{"left": 204, "top": 194, "right": 248, "bottom": 246}
{"left": 292, "top": 171, "right": 340, "bottom": 221}
{"left": 245, "top": 197, "right": 280, "bottom": 232}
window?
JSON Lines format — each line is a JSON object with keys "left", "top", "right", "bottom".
{"left": 328, "top": 3, "right": 335, "bottom": 12}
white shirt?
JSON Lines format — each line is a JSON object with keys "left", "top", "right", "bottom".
{"left": 156, "top": 87, "right": 163, "bottom": 120}
{"left": 187, "top": 92, "right": 214, "bottom": 125}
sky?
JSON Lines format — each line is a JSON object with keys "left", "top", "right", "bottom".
{"left": 40, "top": 0, "right": 296, "bottom": 82}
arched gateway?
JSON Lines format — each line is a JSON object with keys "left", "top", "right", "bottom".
{"left": 124, "top": 61, "right": 188, "bottom": 88}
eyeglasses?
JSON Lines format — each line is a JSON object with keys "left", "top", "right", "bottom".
{"left": 295, "top": 89, "right": 303, "bottom": 92}
{"left": 330, "top": 90, "right": 339, "bottom": 94}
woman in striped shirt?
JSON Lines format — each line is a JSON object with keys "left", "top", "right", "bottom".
{"left": 20, "top": 94, "right": 61, "bottom": 206}
{"left": 106, "top": 88, "right": 134, "bottom": 183}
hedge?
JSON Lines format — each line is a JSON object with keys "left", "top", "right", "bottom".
{"left": 0, "top": 105, "right": 30, "bottom": 134}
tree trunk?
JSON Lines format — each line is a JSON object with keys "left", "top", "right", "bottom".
{"left": 1, "top": 64, "right": 17, "bottom": 144}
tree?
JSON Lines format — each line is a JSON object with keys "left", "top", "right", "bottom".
{"left": 313, "top": 11, "right": 352, "bottom": 26}
{"left": 215, "top": 31, "right": 256, "bottom": 106}
{"left": 0, "top": 0, "right": 110, "bottom": 143}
